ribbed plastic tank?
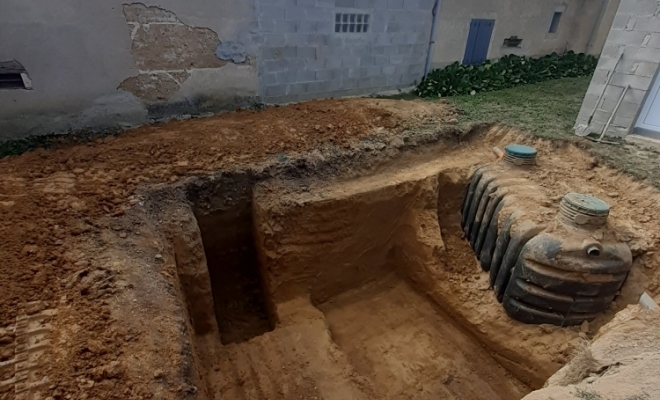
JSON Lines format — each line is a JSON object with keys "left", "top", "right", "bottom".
{"left": 460, "top": 145, "right": 544, "bottom": 277}
{"left": 501, "top": 193, "right": 632, "bottom": 326}
{"left": 461, "top": 153, "right": 633, "bottom": 327}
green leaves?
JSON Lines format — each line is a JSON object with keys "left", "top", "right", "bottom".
{"left": 414, "top": 51, "right": 598, "bottom": 98}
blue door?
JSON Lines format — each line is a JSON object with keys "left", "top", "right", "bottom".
{"left": 463, "top": 19, "right": 495, "bottom": 65}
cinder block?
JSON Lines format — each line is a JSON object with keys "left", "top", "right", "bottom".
{"left": 633, "top": 16, "right": 660, "bottom": 33}
{"left": 618, "top": 0, "right": 659, "bottom": 17}
{"left": 401, "top": 73, "right": 421, "bottom": 85}
{"left": 387, "top": 22, "right": 402, "bottom": 32}
{"left": 374, "top": 0, "right": 389, "bottom": 7}
{"left": 373, "top": 55, "right": 390, "bottom": 67}
{"left": 600, "top": 42, "right": 624, "bottom": 58}
{"left": 288, "top": 58, "right": 307, "bottom": 70}
{"left": 263, "top": 33, "right": 287, "bottom": 47}
{"left": 308, "top": 34, "right": 329, "bottom": 46}
{"left": 648, "top": 32, "right": 660, "bottom": 48}
{"left": 317, "top": 21, "right": 334, "bottom": 33}
{"left": 372, "top": 75, "right": 388, "bottom": 88}
{"left": 612, "top": 114, "right": 636, "bottom": 129}
{"left": 326, "top": 78, "right": 344, "bottom": 91}
{"left": 375, "top": 33, "right": 391, "bottom": 45}
{"left": 367, "top": 65, "right": 382, "bottom": 76}
{"left": 307, "top": 81, "right": 327, "bottom": 93}
{"left": 262, "top": 47, "right": 279, "bottom": 60}
{"left": 285, "top": 7, "right": 306, "bottom": 20}
{"left": 398, "top": 44, "right": 413, "bottom": 55}
{"left": 611, "top": 14, "right": 631, "bottom": 30}
{"left": 403, "top": 0, "right": 418, "bottom": 10}
{"left": 342, "top": 77, "right": 358, "bottom": 88}
{"left": 318, "top": 0, "right": 335, "bottom": 6}
{"left": 307, "top": 57, "right": 326, "bottom": 70}
{"left": 336, "top": 0, "right": 356, "bottom": 7}
{"left": 265, "top": 84, "right": 288, "bottom": 97}
{"left": 289, "top": 82, "right": 309, "bottom": 95}
{"left": 262, "top": 59, "right": 289, "bottom": 72}
{"left": 590, "top": 69, "right": 610, "bottom": 85}
{"left": 634, "top": 61, "right": 659, "bottom": 77}
{"left": 359, "top": 77, "right": 373, "bottom": 87}
{"left": 413, "top": 43, "right": 427, "bottom": 54}
{"left": 297, "top": 46, "right": 318, "bottom": 59}
{"left": 609, "top": 30, "right": 652, "bottom": 46}
{"left": 610, "top": 72, "right": 653, "bottom": 90}
{"left": 388, "top": 0, "right": 404, "bottom": 8}
{"left": 327, "top": 36, "right": 344, "bottom": 46}
{"left": 274, "top": 20, "right": 299, "bottom": 33}
{"left": 626, "top": 45, "right": 660, "bottom": 63}
{"left": 262, "top": 72, "right": 278, "bottom": 85}
{"left": 356, "top": 0, "right": 375, "bottom": 7}
{"left": 316, "top": 69, "right": 337, "bottom": 80}
{"left": 298, "top": 21, "right": 318, "bottom": 33}
{"left": 382, "top": 65, "right": 396, "bottom": 74}
{"left": 407, "top": 63, "right": 423, "bottom": 75}
{"left": 260, "top": 5, "right": 286, "bottom": 19}
{"left": 297, "top": 0, "right": 316, "bottom": 6}
{"left": 282, "top": 33, "right": 303, "bottom": 46}
{"left": 596, "top": 56, "right": 627, "bottom": 73}
{"left": 305, "top": 6, "right": 328, "bottom": 20}
{"left": 297, "top": 69, "right": 317, "bottom": 82}
{"left": 599, "top": 99, "right": 643, "bottom": 116}
{"left": 625, "top": 87, "right": 651, "bottom": 104}
{"left": 360, "top": 56, "right": 375, "bottom": 66}
{"left": 390, "top": 54, "right": 405, "bottom": 64}
{"left": 260, "top": 19, "right": 276, "bottom": 33}
{"left": 325, "top": 58, "right": 342, "bottom": 69}
{"left": 417, "top": 0, "right": 435, "bottom": 10}
{"left": 343, "top": 56, "right": 360, "bottom": 68}
{"left": 387, "top": 74, "right": 403, "bottom": 85}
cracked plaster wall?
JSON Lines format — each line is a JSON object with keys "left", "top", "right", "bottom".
{"left": 0, "top": 0, "right": 259, "bottom": 141}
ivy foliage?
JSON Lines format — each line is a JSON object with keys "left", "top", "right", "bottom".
{"left": 415, "top": 51, "right": 598, "bottom": 98}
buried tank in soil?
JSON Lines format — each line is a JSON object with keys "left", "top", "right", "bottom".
{"left": 461, "top": 145, "right": 633, "bottom": 326}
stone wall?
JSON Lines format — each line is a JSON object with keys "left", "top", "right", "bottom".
{"left": 575, "top": 0, "right": 660, "bottom": 137}
{"left": 0, "top": 0, "right": 259, "bottom": 141}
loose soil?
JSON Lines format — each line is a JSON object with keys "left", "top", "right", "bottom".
{"left": 0, "top": 98, "right": 659, "bottom": 400}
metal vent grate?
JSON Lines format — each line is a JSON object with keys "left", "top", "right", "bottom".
{"left": 335, "top": 13, "right": 370, "bottom": 33}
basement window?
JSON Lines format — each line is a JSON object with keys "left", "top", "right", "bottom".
{"left": 548, "top": 12, "right": 562, "bottom": 33}
{"left": 0, "top": 61, "right": 32, "bottom": 90}
{"left": 503, "top": 36, "right": 523, "bottom": 48}
{"left": 335, "top": 13, "right": 370, "bottom": 33}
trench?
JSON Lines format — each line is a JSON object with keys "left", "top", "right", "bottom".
{"left": 173, "top": 163, "right": 568, "bottom": 400}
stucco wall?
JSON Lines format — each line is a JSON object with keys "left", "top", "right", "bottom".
{"left": 575, "top": 0, "right": 660, "bottom": 137}
{"left": 0, "top": 0, "right": 259, "bottom": 141}
{"left": 430, "top": 0, "right": 612, "bottom": 68}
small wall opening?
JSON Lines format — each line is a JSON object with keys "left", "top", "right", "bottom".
{"left": 193, "top": 191, "right": 275, "bottom": 345}
{"left": 0, "top": 61, "right": 32, "bottom": 90}
{"left": 548, "top": 12, "right": 562, "bottom": 33}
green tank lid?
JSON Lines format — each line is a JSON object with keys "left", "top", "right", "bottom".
{"left": 504, "top": 144, "right": 537, "bottom": 159}
{"left": 563, "top": 193, "right": 610, "bottom": 215}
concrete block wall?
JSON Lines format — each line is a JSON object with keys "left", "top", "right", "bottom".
{"left": 575, "top": 0, "right": 660, "bottom": 137}
{"left": 255, "top": 0, "right": 435, "bottom": 103}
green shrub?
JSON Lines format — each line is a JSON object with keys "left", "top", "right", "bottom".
{"left": 415, "top": 51, "right": 598, "bottom": 98}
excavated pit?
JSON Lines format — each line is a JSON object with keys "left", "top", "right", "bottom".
{"left": 169, "top": 156, "right": 595, "bottom": 400}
